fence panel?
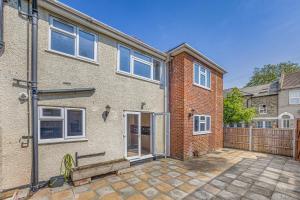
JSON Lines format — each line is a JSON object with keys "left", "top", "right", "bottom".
{"left": 224, "top": 127, "right": 294, "bottom": 157}
{"left": 224, "top": 128, "right": 249, "bottom": 150}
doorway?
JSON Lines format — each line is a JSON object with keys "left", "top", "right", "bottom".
{"left": 125, "top": 112, "right": 152, "bottom": 160}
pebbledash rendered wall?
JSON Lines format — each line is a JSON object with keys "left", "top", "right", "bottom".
{"left": 0, "top": 2, "right": 165, "bottom": 190}
{"left": 169, "top": 52, "right": 224, "bottom": 160}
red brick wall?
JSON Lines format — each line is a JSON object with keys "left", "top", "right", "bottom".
{"left": 169, "top": 52, "right": 224, "bottom": 160}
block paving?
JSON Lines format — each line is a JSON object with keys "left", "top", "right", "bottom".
{"left": 29, "top": 149, "right": 300, "bottom": 200}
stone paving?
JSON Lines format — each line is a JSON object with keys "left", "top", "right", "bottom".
{"left": 29, "top": 149, "right": 300, "bottom": 200}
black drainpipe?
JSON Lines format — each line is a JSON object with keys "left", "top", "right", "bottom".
{"left": 31, "top": 0, "right": 39, "bottom": 192}
{"left": 0, "top": 0, "right": 4, "bottom": 56}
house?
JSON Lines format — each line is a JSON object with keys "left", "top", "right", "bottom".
{"left": 224, "top": 72, "right": 300, "bottom": 129}
{"left": 0, "top": 0, "right": 225, "bottom": 192}
{"left": 278, "top": 71, "right": 300, "bottom": 128}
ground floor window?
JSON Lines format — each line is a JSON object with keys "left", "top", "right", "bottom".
{"left": 256, "top": 121, "right": 272, "bottom": 128}
{"left": 193, "top": 115, "right": 211, "bottom": 134}
{"left": 38, "top": 106, "right": 85, "bottom": 143}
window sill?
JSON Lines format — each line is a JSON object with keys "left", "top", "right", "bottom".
{"left": 39, "top": 138, "right": 88, "bottom": 145}
{"left": 45, "top": 49, "right": 99, "bottom": 66}
{"left": 116, "top": 71, "right": 161, "bottom": 85}
{"left": 193, "top": 83, "right": 211, "bottom": 91}
{"left": 193, "top": 131, "right": 211, "bottom": 135}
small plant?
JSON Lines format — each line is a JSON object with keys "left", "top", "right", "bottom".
{"left": 60, "top": 153, "right": 75, "bottom": 181}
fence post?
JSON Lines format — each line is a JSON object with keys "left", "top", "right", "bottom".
{"left": 249, "top": 126, "right": 253, "bottom": 151}
{"left": 293, "top": 128, "right": 296, "bottom": 159}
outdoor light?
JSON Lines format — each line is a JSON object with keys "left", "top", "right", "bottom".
{"left": 103, "top": 105, "right": 111, "bottom": 121}
{"left": 141, "top": 102, "right": 146, "bottom": 110}
{"left": 188, "top": 109, "right": 195, "bottom": 118}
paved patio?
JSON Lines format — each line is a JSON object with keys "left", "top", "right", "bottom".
{"left": 29, "top": 149, "right": 300, "bottom": 200}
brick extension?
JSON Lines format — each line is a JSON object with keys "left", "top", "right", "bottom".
{"left": 169, "top": 52, "right": 224, "bottom": 160}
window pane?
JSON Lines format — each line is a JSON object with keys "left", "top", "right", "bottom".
{"left": 53, "top": 19, "right": 74, "bottom": 33}
{"left": 290, "top": 98, "right": 300, "bottom": 104}
{"left": 133, "top": 60, "right": 151, "bottom": 78}
{"left": 67, "top": 110, "right": 83, "bottom": 137}
{"left": 134, "top": 52, "right": 151, "bottom": 62}
{"left": 200, "top": 74, "right": 206, "bottom": 86}
{"left": 200, "top": 116, "right": 205, "bottom": 121}
{"left": 194, "top": 116, "right": 199, "bottom": 132}
{"left": 79, "top": 30, "right": 95, "bottom": 59}
{"left": 265, "top": 121, "right": 272, "bottom": 128}
{"left": 119, "top": 46, "right": 131, "bottom": 73}
{"left": 40, "top": 121, "right": 63, "bottom": 139}
{"left": 153, "top": 59, "right": 161, "bottom": 81}
{"left": 51, "top": 30, "right": 75, "bottom": 55}
{"left": 200, "top": 123, "right": 205, "bottom": 131}
{"left": 194, "top": 64, "right": 199, "bottom": 84}
{"left": 206, "top": 70, "right": 211, "bottom": 88}
{"left": 206, "top": 117, "right": 210, "bottom": 131}
{"left": 200, "top": 66, "right": 206, "bottom": 73}
{"left": 42, "top": 108, "right": 61, "bottom": 117}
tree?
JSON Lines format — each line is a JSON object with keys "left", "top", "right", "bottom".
{"left": 224, "top": 88, "right": 256, "bottom": 125}
{"left": 245, "top": 62, "right": 300, "bottom": 87}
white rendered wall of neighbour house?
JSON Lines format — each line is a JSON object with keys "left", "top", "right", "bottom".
{"left": 0, "top": 3, "right": 165, "bottom": 190}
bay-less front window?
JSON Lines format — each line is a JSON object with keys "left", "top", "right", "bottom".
{"left": 118, "top": 45, "right": 162, "bottom": 81}
{"left": 39, "top": 107, "right": 85, "bottom": 143}
{"left": 289, "top": 90, "right": 300, "bottom": 104}
{"left": 193, "top": 115, "right": 211, "bottom": 134}
{"left": 194, "top": 63, "right": 211, "bottom": 89}
{"left": 49, "top": 17, "right": 97, "bottom": 61}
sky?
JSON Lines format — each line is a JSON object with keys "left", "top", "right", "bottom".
{"left": 60, "top": 0, "right": 300, "bottom": 89}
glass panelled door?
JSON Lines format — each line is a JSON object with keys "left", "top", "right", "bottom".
{"left": 125, "top": 112, "right": 141, "bottom": 159}
{"left": 152, "top": 113, "right": 170, "bottom": 157}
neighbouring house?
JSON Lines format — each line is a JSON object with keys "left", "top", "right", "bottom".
{"left": 224, "top": 72, "right": 300, "bottom": 129}
{"left": 0, "top": 0, "right": 225, "bottom": 192}
{"left": 278, "top": 71, "right": 300, "bottom": 128}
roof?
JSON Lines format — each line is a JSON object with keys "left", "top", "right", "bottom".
{"left": 167, "top": 43, "right": 227, "bottom": 74}
{"left": 224, "top": 81, "right": 279, "bottom": 97}
{"left": 281, "top": 71, "right": 300, "bottom": 89}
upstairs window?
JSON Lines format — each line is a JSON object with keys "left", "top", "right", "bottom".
{"left": 259, "top": 104, "right": 267, "bottom": 114}
{"left": 49, "top": 17, "right": 97, "bottom": 61}
{"left": 118, "top": 44, "right": 162, "bottom": 82}
{"left": 193, "top": 115, "right": 211, "bottom": 134}
{"left": 194, "top": 63, "right": 211, "bottom": 89}
{"left": 289, "top": 90, "right": 300, "bottom": 104}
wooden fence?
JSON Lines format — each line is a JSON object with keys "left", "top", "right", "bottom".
{"left": 224, "top": 127, "right": 296, "bottom": 157}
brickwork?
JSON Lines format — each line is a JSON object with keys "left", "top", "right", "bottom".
{"left": 169, "top": 52, "right": 224, "bottom": 160}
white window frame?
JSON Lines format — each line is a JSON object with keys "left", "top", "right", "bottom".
{"left": 117, "top": 44, "right": 162, "bottom": 82}
{"left": 193, "top": 114, "right": 211, "bottom": 135}
{"left": 49, "top": 17, "right": 98, "bottom": 62}
{"left": 65, "top": 108, "right": 86, "bottom": 139}
{"left": 289, "top": 90, "right": 300, "bottom": 105}
{"left": 258, "top": 104, "right": 267, "bottom": 114}
{"left": 38, "top": 106, "right": 86, "bottom": 143}
{"left": 193, "top": 63, "right": 211, "bottom": 90}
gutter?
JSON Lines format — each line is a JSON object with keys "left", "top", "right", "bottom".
{"left": 0, "top": 0, "right": 4, "bottom": 56}
{"left": 167, "top": 43, "right": 227, "bottom": 74}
